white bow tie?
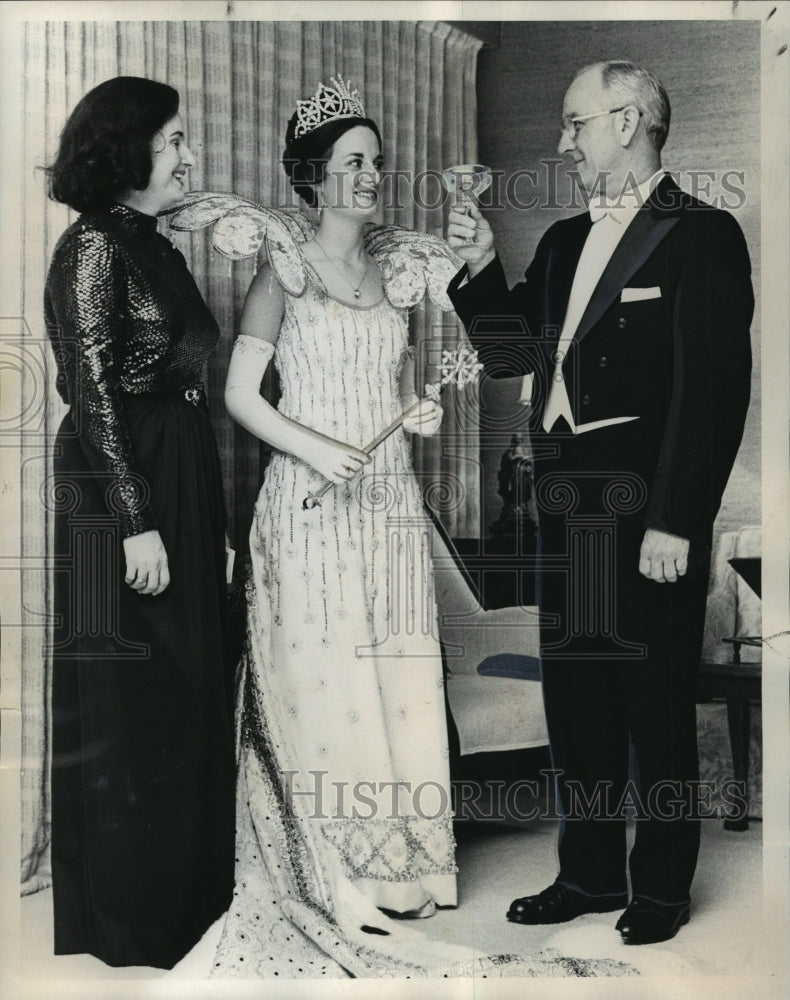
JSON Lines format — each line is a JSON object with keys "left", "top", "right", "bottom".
{"left": 589, "top": 203, "right": 632, "bottom": 224}
{"left": 589, "top": 192, "right": 647, "bottom": 223}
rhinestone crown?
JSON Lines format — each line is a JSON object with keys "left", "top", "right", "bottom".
{"left": 294, "top": 76, "right": 366, "bottom": 139}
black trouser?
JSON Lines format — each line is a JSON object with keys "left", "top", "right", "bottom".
{"left": 533, "top": 422, "right": 710, "bottom": 904}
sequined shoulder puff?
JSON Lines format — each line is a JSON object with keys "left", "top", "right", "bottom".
{"left": 167, "top": 193, "right": 462, "bottom": 311}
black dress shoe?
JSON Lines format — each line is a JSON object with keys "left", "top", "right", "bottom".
{"left": 616, "top": 897, "right": 690, "bottom": 944}
{"left": 507, "top": 882, "right": 628, "bottom": 925}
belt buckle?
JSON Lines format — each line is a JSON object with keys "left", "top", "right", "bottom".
{"left": 184, "top": 386, "right": 201, "bottom": 405}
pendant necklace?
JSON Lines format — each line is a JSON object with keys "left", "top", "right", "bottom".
{"left": 312, "top": 237, "right": 370, "bottom": 300}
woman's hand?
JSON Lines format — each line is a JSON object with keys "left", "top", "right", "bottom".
{"left": 447, "top": 196, "right": 496, "bottom": 275}
{"left": 402, "top": 398, "right": 443, "bottom": 437}
{"left": 123, "top": 530, "right": 170, "bottom": 596}
{"left": 303, "top": 436, "right": 371, "bottom": 485}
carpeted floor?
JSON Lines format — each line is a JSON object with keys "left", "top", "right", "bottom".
{"left": 19, "top": 816, "right": 764, "bottom": 983}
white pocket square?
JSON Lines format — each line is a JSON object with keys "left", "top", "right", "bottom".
{"left": 620, "top": 286, "right": 661, "bottom": 302}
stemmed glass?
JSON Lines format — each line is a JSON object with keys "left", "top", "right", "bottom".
{"left": 442, "top": 163, "right": 492, "bottom": 207}
{"left": 442, "top": 163, "right": 492, "bottom": 242}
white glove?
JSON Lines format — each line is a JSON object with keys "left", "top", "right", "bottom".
{"left": 398, "top": 349, "right": 443, "bottom": 438}
{"left": 402, "top": 397, "right": 443, "bottom": 437}
{"left": 225, "top": 335, "right": 370, "bottom": 484}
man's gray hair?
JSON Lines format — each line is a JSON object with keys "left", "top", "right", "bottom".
{"left": 580, "top": 60, "right": 671, "bottom": 152}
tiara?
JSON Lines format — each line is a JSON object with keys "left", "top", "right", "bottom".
{"left": 293, "top": 76, "right": 366, "bottom": 139}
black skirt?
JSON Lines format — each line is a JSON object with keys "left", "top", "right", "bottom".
{"left": 50, "top": 391, "right": 236, "bottom": 969}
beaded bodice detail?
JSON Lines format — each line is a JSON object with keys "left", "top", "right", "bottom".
{"left": 44, "top": 203, "right": 220, "bottom": 535}
{"left": 276, "top": 284, "right": 406, "bottom": 445}
{"left": 250, "top": 276, "right": 424, "bottom": 641}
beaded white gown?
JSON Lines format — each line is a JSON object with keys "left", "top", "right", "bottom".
{"left": 212, "top": 210, "right": 468, "bottom": 977}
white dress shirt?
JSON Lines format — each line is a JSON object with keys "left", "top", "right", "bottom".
{"left": 539, "top": 170, "right": 665, "bottom": 434}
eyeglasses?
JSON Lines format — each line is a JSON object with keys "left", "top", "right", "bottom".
{"left": 559, "top": 106, "right": 632, "bottom": 139}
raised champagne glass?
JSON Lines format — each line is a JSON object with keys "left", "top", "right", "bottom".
{"left": 442, "top": 163, "right": 493, "bottom": 215}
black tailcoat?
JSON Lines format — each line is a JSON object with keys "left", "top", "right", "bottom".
{"left": 449, "top": 176, "right": 753, "bottom": 902}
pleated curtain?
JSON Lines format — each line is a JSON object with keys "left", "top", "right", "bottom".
{"left": 20, "top": 19, "right": 483, "bottom": 892}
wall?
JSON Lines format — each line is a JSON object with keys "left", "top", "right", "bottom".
{"left": 472, "top": 20, "right": 761, "bottom": 540}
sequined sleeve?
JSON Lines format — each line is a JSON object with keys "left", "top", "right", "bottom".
{"left": 46, "top": 228, "right": 157, "bottom": 537}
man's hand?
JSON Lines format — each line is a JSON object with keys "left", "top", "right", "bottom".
{"left": 638, "top": 528, "right": 690, "bottom": 583}
{"left": 447, "top": 196, "right": 496, "bottom": 276}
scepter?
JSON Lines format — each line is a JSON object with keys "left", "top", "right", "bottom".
{"left": 302, "top": 345, "right": 484, "bottom": 510}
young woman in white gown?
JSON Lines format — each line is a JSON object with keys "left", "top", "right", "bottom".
{"left": 215, "top": 79, "right": 463, "bottom": 978}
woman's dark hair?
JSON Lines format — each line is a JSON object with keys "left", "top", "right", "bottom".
{"left": 47, "top": 76, "right": 180, "bottom": 214}
{"left": 282, "top": 114, "right": 382, "bottom": 207}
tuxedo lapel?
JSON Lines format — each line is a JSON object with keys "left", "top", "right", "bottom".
{"left": 572, "top": 182, "right": 683, "bottom": 345}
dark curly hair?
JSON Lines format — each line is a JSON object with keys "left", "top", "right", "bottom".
{"left": 47, "top": 76, "right": 180, "bottom": 214}
{"left": 282, "top": 114, "right": 382, "bottom": 207}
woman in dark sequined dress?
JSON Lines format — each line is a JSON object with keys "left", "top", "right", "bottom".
{"left": 44, "top": 77, "right": 235, "bottom": 969}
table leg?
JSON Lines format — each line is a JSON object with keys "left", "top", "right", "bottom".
{"left": 723, "top": 696, "right": 750, "bottom": 831}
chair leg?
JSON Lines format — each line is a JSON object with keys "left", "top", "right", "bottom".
{"left": 723, "top": 697, "right": 750, "bottom": 831}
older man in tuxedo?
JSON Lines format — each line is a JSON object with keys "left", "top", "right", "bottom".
{"left": 447, "top": 61, "right": 753, "bottom": 944}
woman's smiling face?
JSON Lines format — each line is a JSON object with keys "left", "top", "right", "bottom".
{"left": 320, "top": 126, "right": 383, "bottom": 217}
{"left": 131, "top": 113, "right": 195, "bottom": 215}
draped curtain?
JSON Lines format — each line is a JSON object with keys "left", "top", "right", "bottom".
{"left": 20, "top": 20, "right": 482, "bottom": 891}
